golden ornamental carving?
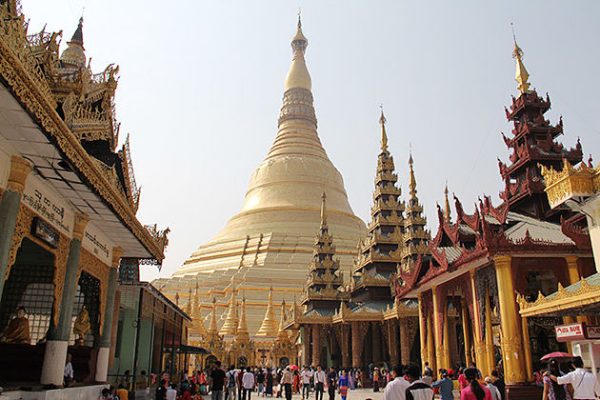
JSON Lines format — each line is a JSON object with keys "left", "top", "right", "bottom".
{"left": 79, "top": 248, "right": 110, "bottom": 332}
{"left": 52, "top": 233, "right": 70, "bottom": 326}
{"left": 0, "top": 20, "right": 165, "bottom": 261}
{"left": 111, "top": 246, "right": 123, "bottom": 268}
{"left": 7, "top": 155, "right": 33, "bottom": 193}
{"left": 541, "top": 159, "right": 597, "bottom": 209}
{"left": 7, "top": 204, "right": 31, "bottom": 275}
{"left": 72, "top": 213, "right": 89, "bottom": 240}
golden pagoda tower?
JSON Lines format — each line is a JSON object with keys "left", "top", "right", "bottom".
{"left": 256, "top": 287, "right": 278, "bottom": 338}
{"left": 155, "top": 16, "right": 366, "bottom": 338}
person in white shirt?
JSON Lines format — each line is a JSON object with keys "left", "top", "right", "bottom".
{"left": 301, "top": 367, "right": 314, "bottom": 399}
{"left": 384, "top": 365, "right": 411, "bottom": 400}
{"left": 552, "top": 356, "right": 600, "bottom": 400}
{"left": 166, "top": 384, "right": 178, "bottom": 400}
{"left": 314, "top": 366, "right": 327, "bottom": 400}
{"left": 64, "top": 353, "right": 74, "bottom": 386}
{"left": 243, "top": 368, "right": 256, "bottom": 400}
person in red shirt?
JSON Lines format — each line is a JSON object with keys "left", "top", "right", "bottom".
{"left": 458, "top": 368, "right": 468, "bottom": 391}
{"left": 460, "top": 368, "right": 492, "bottom": 400}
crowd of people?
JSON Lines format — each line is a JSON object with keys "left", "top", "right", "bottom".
{"left": 95, "top": 356, "right": 600, "bottom": 400}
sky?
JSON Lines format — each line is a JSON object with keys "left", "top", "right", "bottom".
{"left": 22, "top": 1, "right": 600, "bottom": 282}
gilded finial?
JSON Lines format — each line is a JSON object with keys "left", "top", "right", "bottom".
{"left": 320, "top": 192, "right": 327, "bottom": 228}
{"left": 408, "top": 152, "right": 417, "bottom": 200}
{"left": 511, "top": 23, "right": 531, "bottom": 94}
{"left": 443, "top": 182, "right": 451, "bottom": 223}
{"left": 379, "top": 105, "right": 388, "bottom": 152}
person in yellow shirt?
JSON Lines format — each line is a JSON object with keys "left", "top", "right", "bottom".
{"left": 116, "top": 384, "right": 129, "bottom": 400}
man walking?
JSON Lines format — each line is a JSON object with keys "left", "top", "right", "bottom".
{"left": 314, "top": 366, "right": 326, "bottom": 400}
{"left": 552, "top": 356, "right": 600, "bottom": 400}
{"left": 225, "top": 365, "right": 237, "bottom": 400}
{"left": 431, "top": 370, "right": 453, "bottom": 400}
{"left": 327, "top": 367, "right": 337, "bottom": 400}
{"left": 243, "top": 368, "right": 256, "bottom": 400}
{"left": 404, "top": 364, "right": 433, "bottom": 400}
{"left": 301, "top": 366, "right": 313, "bottom": 400}
{"left": 383, "top": 365, "right": 410, "bottom": 400}
{"left": 211, "top": 361, "right": 226, "bottom": 400}
{"left": 282, "top": 366, "right": 293, "bottom": 400}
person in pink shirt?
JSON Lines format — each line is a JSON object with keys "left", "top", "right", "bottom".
{"left": 460, "top": 368, "right": 492, "bottom": 400}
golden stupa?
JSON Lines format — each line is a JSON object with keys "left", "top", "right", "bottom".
{"left": 155, "top": 17, "right": 366, "bottom": 339}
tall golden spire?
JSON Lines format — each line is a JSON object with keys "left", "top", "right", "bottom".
{"left": 408, "top": 153, "right": 417, "bottom": 201}
{"left": 236, "top": 296, "right": 250, "bottom": 342}
{"left": 379, "top": 108, "right": 388, "bottom": 152}
{"left": 284, "top": 13, "right": 311, "bottom": 91}
{"left": 256, "top": 286, "right": 278, "bottom": 337}
{"left": 443, "top": 183, "right": 452, "bottom": 223}
{"left": 512, "top": 26, "right": 531, "bottom": 94}
{"left": 276, "top": 300, "right": 290, "bottom": 342}
{"left": 208, "top": 297, "right": 219, "bottom": 336}
{"left": 219, "top": 279, "right": 238, "bottom": 335}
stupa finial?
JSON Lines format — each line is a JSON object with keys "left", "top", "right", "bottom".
{"left": 408, "top": 152, "right": 417, "bottom": 200}
{"left": 511, "top": 23, "right": 531, "bottom": 94}
{"left": 285, "top": 13, "right": 311, "bottom": 91}
{"left": 443, "top": 182, "right": 452, "bottom": 223}
{"left": 379, "top": 106, "right": 388, "bottom": 152}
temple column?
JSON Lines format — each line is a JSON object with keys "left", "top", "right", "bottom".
{"left": 340, "top": 324, "right": 350, "bottom": 368}
{"left": 484, "top": 287, "right": 495, "bottom": 376}
{"left": 470, "top": 270, "right": 487, "bottom": 374}
{"left": 521, "top": 316, "right": 533, "bottom": 381}
{"left": 564, "top": 256, "right": 586, "bottom": 325}
{"left": 312, "top": 324, "right": 320, "bottom": 367}
{"left": 371, "top": 323, "right": 381, "bottom": 363}
{"left": 432, "top": 285, "right": 450, "bottom": 370}
{"left": 95, "top": 247, "right": 123, "bottom": 382}
{"left": 0, "top": 156, "right": 32, "bottom": 300}
{"left": 351, "top": 322, "right": 364, "bottom": 368}
{"left": 494, "top": 255, "right": 526, "bottom": 385}
{"left": 460, "top": 297, "right": 472, "bottom": 365}
{"left": 41, "top": 213, "right": 89, "bottom": 386}
{"left": 417, "top": 293, "right": 428, "bottom": 372}
{"left": 399, "top": 319, "right": 409, "bottom": 365}
{"left": 302, "top": 326, "right": 311, "bottom": 366}
{"left": 426, "top": 313, "right": 436, "bottom": 374}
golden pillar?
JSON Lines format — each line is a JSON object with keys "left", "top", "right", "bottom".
{"left": 494, "top": 255, "right": 526, "bottom": 385}
{"left": 426, "top": 314, "right": 436, "bottom": 373}
{"left": 432, "top": 285, "right": 450, "bottom": 370}
{"left": 399, "top": 319, "right": 409, "bottom": 365}
{"left": 564, "top": 256, "right": 586, "bottom": 325}
{"left": 484, "top": 287, "right": 495, "bottom": 376}
{"left": 461, "top": 297, "right": 472, "bottom": 366}
{"left": 521, "top": 316, "right": 533, "bottom": 382}
{"left": 470, "top": 270, "right": 487, "bottom": 374}
{"left": 417, "top": 293, "right": 429, "bottom": 372}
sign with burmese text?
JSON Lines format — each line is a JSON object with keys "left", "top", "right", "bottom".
{"left": 22, "top": 175, "right": 74, "bottom": 237}
{"left": 82, "top": 222, "right": 113, "bottom": 266}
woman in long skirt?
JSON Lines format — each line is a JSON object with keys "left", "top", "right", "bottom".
{"left": 348, "top": 370, "right": 355, "bottom": 390}
{"left": 338, "top": 370, "right": 349, "bottom": 400}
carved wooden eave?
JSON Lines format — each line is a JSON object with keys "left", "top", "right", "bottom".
{"left": 519, "top": 274, "right": 600, "bottom": 318}
{"left": 0, "top": 8, "right": 165, "bottom": 261}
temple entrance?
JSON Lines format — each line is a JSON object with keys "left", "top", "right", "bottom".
{"left": 279, "top": 357, "right": 289, "bottom": 367}
{"left": 0, "top": 238, "right": 54, "bottom": 384}
{"left": 238, "top": 356, "right": 248, "bottom": 368}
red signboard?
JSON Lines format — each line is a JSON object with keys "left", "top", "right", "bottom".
{"left": 586, "top": 326, "right": 600, "bottom": 340}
